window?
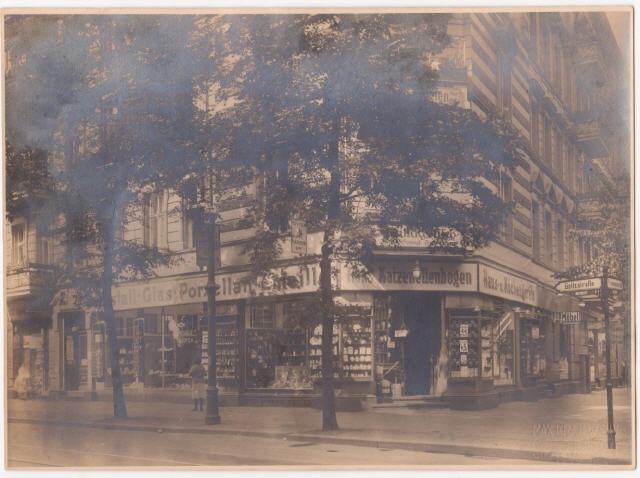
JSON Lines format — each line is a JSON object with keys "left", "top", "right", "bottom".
{"left": 530, "top": 100, "right": 539, "bottom": 156}
{"left": 556, "top": 220, "right": 564, "bottom": 269}
{"left": 38, "top": 235, "right": 52, "bottom": 265}
{"left": 532, "top": 201, "right": 541, "bottom": 259}
{"left": 544, "top": 210, "right": 553, "bottom": 265}
{"left": 543, "top": 115, "right": 552, "bottom": 167}
{"left": 182, "top": 210, "right": 195, "bottom": 250}
{"left": 498, "top": 54, "right": 512, "bottom": 119}
{"left": 144, "top": 191, "right": 168, "bottom": 249}
{"left": 500, "top": 175, "right": 513, "bottom": 242}
{"left": 568, "top": 234, "right": 575, "bottom": 267}
{"left": 488, "top": 313, "right": 515, "bottom": 385}
{"left": 11, "top": 223, "right": 26, "bottom": 266}
{"left": 250, "top": 303, "right": 275, "bottom": 329}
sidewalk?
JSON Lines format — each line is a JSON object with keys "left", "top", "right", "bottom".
{"left": 8, "top": 387, "right": 634, "bottom": 466}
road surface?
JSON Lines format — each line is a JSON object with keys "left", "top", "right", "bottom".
{"left": 8, "top": 421, "right": 531, "bottom": 467}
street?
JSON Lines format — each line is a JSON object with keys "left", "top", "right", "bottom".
{"left": 8, "top": 421, "right": 531, "bottom": 467}
{"left": 5, "top": 386, "right": 633, "bottom": 468}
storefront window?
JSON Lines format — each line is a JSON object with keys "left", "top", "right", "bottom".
{"left": 251, "top": 303, "right": 275, "bottom": 329}
{"left": 246, "top": 301, "right": 312, "bottom": 389}
{"left": 245, "top": 300, "right": 372, "bottom": 388}
{"left": 519, "top": 317, "right": 546, "bottom": 383}
{"left": 448, "top": 314, "right": 480, "bottom": 378}
{"left": 490, "top": 313, "right": 515, "bottom": 385}
{"left": 340, "top": 309, "right": 373, "bottom": 380}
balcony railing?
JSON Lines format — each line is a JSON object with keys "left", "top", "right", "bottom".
{"left": 6, "top": 263, "right": 55, "bottom": 298}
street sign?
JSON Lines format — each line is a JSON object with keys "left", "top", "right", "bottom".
{"left": 607, "top": 278, "right": 624, "bottom": 290}
{"left": 558, "top": 311, "right": 581, "bottom": 324}
{"left": 575, "top": 289, "right": 600, "bottom": 297}
{"left": 556, "top": 277, "right": 602, "bottom": 293}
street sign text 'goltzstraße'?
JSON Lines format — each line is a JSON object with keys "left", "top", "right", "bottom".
{"left": 556, "top": 277, "right": 602, "bottom": 293}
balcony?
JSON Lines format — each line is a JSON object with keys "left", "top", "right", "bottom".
{"left": 6, "top": 263, "right": 55, "bottom": 299}
{"left": 574, "top": 110, "right": 609, "bottom": 159}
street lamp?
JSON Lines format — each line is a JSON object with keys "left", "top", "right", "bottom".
{"left": 203, "top": 207, "right": 221, "bottom": 425}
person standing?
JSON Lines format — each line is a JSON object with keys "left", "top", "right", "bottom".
{"left": 188, "top": 358, "right": 206, "bottom": 411}
{"left": 14, "top": 363, "right": 30, "bottom": 400}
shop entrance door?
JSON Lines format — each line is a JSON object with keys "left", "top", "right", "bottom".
{"left": 401, "top": 294, "right": 441, "bottom": 396}
{"left": 62, "top": 312, "right": 84, "bottom": 391}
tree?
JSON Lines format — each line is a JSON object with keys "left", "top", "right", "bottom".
{"left": 196, "top": 14, "right": 523, "bottom": 430}
{"left": 5, "top": 15, "right": 206, "bottom": 418}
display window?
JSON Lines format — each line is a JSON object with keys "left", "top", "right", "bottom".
{"left": 448, "top": 307, "right": 515, "bottom": 384}
{"left": 246, "top": 301, "right": 313, "bottom": 389}
{"left": 448, "top": 314, "right": 480, "bottom": 378}
{"left": 114, "top": 305, "right": 241, "bottom": 389}
{"left": 519, "top": 316, "right": 546, "bottom": 382}
{"left": 487, "top": 312, "right": 515, "bottom": 385}
{"left": 245, "top": 299, "right": 373, "bottom": 388}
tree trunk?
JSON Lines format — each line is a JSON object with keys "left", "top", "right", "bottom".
{"left": 319, "top": 159, "right": 341, "bottom": 431}
{"left": 101, "top": 215, "right": 127, "bottom": 419}
{"left": 320, "top": 234, "right": 338, "bottom": 431}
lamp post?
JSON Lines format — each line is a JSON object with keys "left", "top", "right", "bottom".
{"left": 601, "top": 266, "right": 615, "bottom": 449}
{"left": 204, "top": 208, "right": 221, "bottom": 425}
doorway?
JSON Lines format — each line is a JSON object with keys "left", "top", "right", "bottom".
{"left": 395, "top": 294, "right": 441, "bottom": 396}
{"left": 62, "top": 312, "right": 85, "bottom": 391}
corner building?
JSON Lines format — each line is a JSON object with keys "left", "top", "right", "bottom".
{"left": 5, "top": 12, "right": 626, "bottom": 408}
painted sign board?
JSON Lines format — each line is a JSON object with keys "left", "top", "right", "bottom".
{"left": 556, "top": 278, "right": 602, "bottom": 293}
{"left": 113, "top": 264, "right": 321, "bottom": 311}
{"left": 607, "top": 278, "right": 624, "bottom": 290}
{"left": 558, "top": 312, "right": 581, "bottom": 324}
{"left": 340, "top": 261, "right": 477, "bottom": 293}
{"left": 478, "top": 264, "right": 537, "bottom": 306}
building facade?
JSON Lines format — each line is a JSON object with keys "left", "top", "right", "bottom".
{"left": 5, "top": 12, "right": 627, "bottom": 408}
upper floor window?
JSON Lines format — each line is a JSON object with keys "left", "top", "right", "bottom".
{"left": 531, "top": 201, "right": 541, "bottom": 259}
{"left": 38, "top": 235, "right": 52, "bottom": 265}
{"left": 498, "top": 54, "right": 512, "bottom": 119}
{"left": 144, "top": 190, "right": 168, "bottom": 249}
{"left": 556, "top": 219, "right": 565, "bottom": 269}
{"left": 544, "top": 210, "right": 553, "bottom": 265}
{"left": 499, "top": 174, "right": 513, "bottom": 242}
{"left": 11, "top": 223, "right": 26, "bottom": 266}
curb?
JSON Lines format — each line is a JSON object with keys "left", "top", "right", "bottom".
{"left": 8, "top": 416, "right": 630, "bottom": 466}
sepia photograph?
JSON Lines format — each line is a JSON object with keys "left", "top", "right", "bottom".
{"left": 2, "top": 7, "right": 635, "bottom": 470}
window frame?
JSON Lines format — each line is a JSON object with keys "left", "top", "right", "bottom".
{"left": 11, "top": 222, "right": 27, "bottom": 266}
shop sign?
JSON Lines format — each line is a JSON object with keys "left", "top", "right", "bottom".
{"left": 112, "top": 264, "right": 321, "bottom": 311}
{"left": 340, "top": 261, "right": 477, "bottom": 292}
{"left": 479, "top": 264, "right": 537, "bottom": 306}
{"left": 556, "top": 277, "right": 602, "bottom": 293}
{"left": 558, "top": 312, "right": 581, "bottom": 324}
{"left": 394, "top": 329, "right": 408, "bottom": 338}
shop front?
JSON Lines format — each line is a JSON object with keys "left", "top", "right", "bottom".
{"left": 7, "top": 297, "right": 50, "bottom": 398}
{"left": 74, "top": 257, "right": 587, "bottom": 409}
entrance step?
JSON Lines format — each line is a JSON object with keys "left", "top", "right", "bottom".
{"left": 373, "top": 395, "right": 448, "bottom": 409}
